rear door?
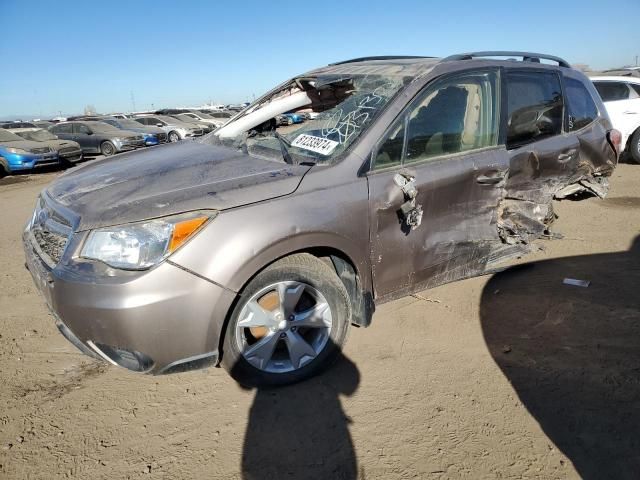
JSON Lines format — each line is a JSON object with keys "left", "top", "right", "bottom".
{"left": 501, "top": 69, "right": 578, "bottom": 243}
{"left": 368, "top": 69, "right": 509, "bottom": 300}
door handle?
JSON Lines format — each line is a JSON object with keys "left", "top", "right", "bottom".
{"left": 476, "top": 173, "right": 505, "bottom": 185}
{"left": 623, "top": 111, "right": 638, "bottom": 114}
{"left": 557, "top": 149, "right": 577, "bottom": 162}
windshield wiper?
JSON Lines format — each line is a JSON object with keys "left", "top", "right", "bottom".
{"left": 272, "top": 130, "right": 294, "bottom": 165}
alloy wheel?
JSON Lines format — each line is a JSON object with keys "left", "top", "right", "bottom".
{"left": 234, "top": 281, "right": 333, "bottom": 373}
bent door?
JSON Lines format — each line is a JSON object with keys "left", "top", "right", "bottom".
{"left": 367, "top": 69, "right": 510, "bottom": 301}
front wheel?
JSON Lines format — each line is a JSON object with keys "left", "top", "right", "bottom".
{"left": 222, "top": 254, "right": 351, "bottom": 387}
{"left": 100, "top": 141, "right": 116, "bottom": 156}
{"left": 629, "top": 129, "right": 640, "bottom": 164}
{"left": 168, "top": 131, "right": 181, "bottom": 143}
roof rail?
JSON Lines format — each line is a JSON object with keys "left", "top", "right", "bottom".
{"left": 329, "top": 55, "right": 434, "bottom": 66}
{"left": 442, "top": 51, "right": 571, "bottom": 68}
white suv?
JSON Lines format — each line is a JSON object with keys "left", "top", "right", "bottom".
{"left": 592, "top": 76, "right": 640, "bottom": 163}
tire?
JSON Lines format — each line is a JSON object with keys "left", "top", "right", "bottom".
{"left": 222, "top": 253, "right": 351, "bottom": 387}
{"left": 100, "top": 141, "right": 116, "bottom": 156}
{"left": 168, "top": 131, "right": 181, "bottom": 143}
{"left": 629, "top": 129, "right": 640, "bottom": 164}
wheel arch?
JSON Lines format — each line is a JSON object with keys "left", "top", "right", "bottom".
{"left": 0, "top": 156, "right": 9, "bottom": 175}
{"left": 215, "top": 240, "right": 375, "bottom": 360}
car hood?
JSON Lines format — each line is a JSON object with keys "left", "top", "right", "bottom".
{"left": 0, "top": 139, "right": 49, "bottom": 151}
{"left": 41, "top": 139, "right": 81, "bottom": 149}
{"left": 46, "top": 140, "right": 311, "bottom": 231}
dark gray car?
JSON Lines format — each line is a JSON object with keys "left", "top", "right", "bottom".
{"left": 24, "top": 52, "right": 618, "bottom": 386}
{"left": 49, "top": 121, "right": 145, "bottom": 156}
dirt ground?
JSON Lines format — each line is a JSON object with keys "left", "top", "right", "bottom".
{"left": 0, "top": 162, "right": 638, "bottom": 479}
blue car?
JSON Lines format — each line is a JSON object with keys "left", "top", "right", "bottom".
{"left": 0, "top": 128, "right": 58, "bottom": 176}
{"left": 282, "top": 113, "right": 305, "bottom": 124}
{"left": 100, "top": 117, "right": 168, "bottom": 146}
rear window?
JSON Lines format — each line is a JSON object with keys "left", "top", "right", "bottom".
{"left": 594, "top": 81, "right": 631, "bottom": 102}
{"left": 565, "top": 77, "right": 598, "bottom": 131}
{"left": 505, "top": 71, "right": 563, "bottom": 149}
{"left": 630, "top": 83, "right": 640, "bottom": 96}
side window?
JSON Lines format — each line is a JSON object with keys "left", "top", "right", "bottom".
{"left": 593, "top": 82, "right": 631, "bottom": 102}
{"left": 372, "top": 70, "right": 500, "bottom": 169}
{"left": 137, "top": 118, "right": 149, "bottom": 125}
{"left": 565, "top": 77, "right": 598, "bottom": 131}
{"left": 406, "top": 71, "right": 499, "bottom": 163}
{"left": 103, "top": 119, "right": 117, "bottom": 127}
{"left": 75, "top": 124, "right": 91, "bottom": 134}
{"left": 54, "top": 123, "right": 72, "bottom": 134}
{"left": 630, "top": 83, "right": 640, "bottom": 96}
{"left": 506, "top": 71, "right": 563, "bottom": 149}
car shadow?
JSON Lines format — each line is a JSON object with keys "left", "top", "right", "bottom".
{"left": 480, "top": 236, "right": 640, "bottom": 479}
{"left": 236, "top": 348, "right": 360, "bottom": 480}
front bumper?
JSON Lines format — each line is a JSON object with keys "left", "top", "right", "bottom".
{"left": 6, "top": 152, "right": 59, "bottom": 171}
{"left": 59, "top": 149, "right": 83, "bottom": 163}
{"left": 23, "top": 230, "right": 235, "bottom": 374}
{"left": 115, "top": 139, "right": 146, "bottom": 152}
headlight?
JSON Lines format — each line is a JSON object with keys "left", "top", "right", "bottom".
{"left": 80, "top": 211, "right": 214, "bottom": 270}
{"left": 6, "top": 147, "right": 28, "bottom": 154}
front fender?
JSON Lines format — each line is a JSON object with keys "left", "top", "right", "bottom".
{"left": 170, "top": 176, "right": 372, "bottom": 299}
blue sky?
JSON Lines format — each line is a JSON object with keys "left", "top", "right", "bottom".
{"left": 1, "top": 0, "right": 638, "bottom": 119}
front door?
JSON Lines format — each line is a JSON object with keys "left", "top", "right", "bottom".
{"left": 367, "top": 69, "right": 509, "bottom": 300}
{"left": 73, "top": 123, "right": 99, "bottom": 153}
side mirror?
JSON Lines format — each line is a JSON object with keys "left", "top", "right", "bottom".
{"left": 156, "top": 123, "right": 163, "bottom": 127}
{"left": 86, "top": 130, "right": 93, "bottom": 135}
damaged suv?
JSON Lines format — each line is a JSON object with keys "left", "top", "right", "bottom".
{"left": 24, "top": 52, "right": 618, "bottom": 386}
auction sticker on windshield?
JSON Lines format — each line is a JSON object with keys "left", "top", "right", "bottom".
{"left": 291, "top": 134, "right": 339, "bottom": 156}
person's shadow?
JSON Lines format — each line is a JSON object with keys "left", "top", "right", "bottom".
{"left": 236, "top": 348, "right": 360, "bottom": 480}
{"left": 480, "top": 236, "right": 640, "bottom": 479}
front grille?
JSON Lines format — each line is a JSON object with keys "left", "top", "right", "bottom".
{"left": 123, "top": 136, "right": 145, "bottom": 146}
{"left": 192, "top": 129, "right": 204, "bottom": 136}
{"left": 30, "top": 146, "right": 51, "bottom": 154}
{"left": 59, "top": 146, "right": 79, "bottom": 155}
{"left": 29, "top": 197, "right": 72, "bottom": 266}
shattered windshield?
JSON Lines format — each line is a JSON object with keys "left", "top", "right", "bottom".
{"left": 207, "top": 73, "right": 409, "bottom": 164}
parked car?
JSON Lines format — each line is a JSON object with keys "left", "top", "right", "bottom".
{"left": 49, "top": 121, "right": 145, "bottom": 156}
{"left": 33, "top": 120, "right": 55, "bottom": 129}
{"left": 24, "top": 52, "right": 618, "bottom": 386}
{"left": 1, "top": 121, "right": 39, "bottom": 129}
{"left": 171, "top": 114, "right": 214, "bottom": 133}
{"left": 177, "top": 111, "right": 226, "bottom": 128}
{"left": 99, "top": 117, "right": 168, "bottom": 145}
{"left": 0, "top": 128, "right": 58, "bottom": 175}
{"left": 275, "top": 114, "right": 293, "bottom": 126}
{"left": 134, "top": 115, "right": 204, "bottom": 142}
{"left": 282, "top": 112, "right": 305, "bottom": 124}
{"left": 591, "top": 76, "right": 640, "bottom": 163}
{"left": 205, "top": 110, "right": 234, "bottom": 120}
{"left": 10, "top": 128, "right": 83, "bottom": 164}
